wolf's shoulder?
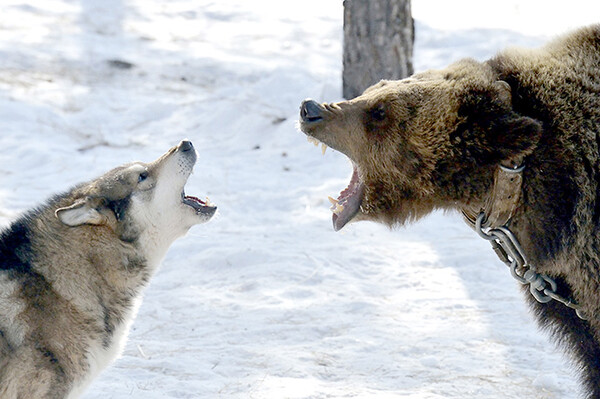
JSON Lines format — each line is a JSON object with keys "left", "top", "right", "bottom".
{"left": 0, "top": 215, "right": 37, "bottom": 277}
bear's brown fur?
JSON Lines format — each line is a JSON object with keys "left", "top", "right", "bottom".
{"left": 299, "top": 25, "right": 600, "bottom": 397}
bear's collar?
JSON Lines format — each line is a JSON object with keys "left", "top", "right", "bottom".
{"left": 461, "top": 160, "right": 588, "bottom": 320}
{"left": 462, "top": 159, "right": 524, "bottom": 230}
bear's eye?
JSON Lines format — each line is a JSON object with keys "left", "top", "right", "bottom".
{"left": 370, "top": 105, "right": 386, "bottom": 122}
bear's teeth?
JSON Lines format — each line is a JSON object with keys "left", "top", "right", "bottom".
{"left": 333, "top": 203, "right": 345, "bottom": 215}
{"left": 307, "top": 136, "right": 320, "bottom": 147}
{"left": 321, "top": 143, "right": 327, "bottom": 155}
{"left": 205, "top": 197, "right": 213, "bottom": 207}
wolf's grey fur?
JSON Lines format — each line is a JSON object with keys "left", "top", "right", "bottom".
{"left": 0, "top": 140, "right": 216, "bottom": 398}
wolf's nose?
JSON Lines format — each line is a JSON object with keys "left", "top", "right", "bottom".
{"left": 178, "top": 140, "right": 194, "bottom": 152}
{"left": 300, "top": 99, "right": 324, "bottom": 123}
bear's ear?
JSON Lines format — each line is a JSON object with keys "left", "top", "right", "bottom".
{"left": 486, "top": 80, "right": 542, "bottom": 162}
{"left": 455, "top": 81, "right": 542, "bottom": 165}
{"left": 487, "top": 113, "right": 542, "bottom": 164}
{"left": 492, "top": 80, "right": 512, "bottom": 106}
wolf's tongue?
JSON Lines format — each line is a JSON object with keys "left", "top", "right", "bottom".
{"left": 332, "top": 167, "right": 364, "bottom": 231}
{"left": 184, "top": 195, "right": 206, "bottom": 205}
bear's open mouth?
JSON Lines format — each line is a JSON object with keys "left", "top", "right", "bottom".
{"left": 306, "top": 135, "right": 364, "bottom": 231}
{"left": 329, "top": 164, "right": 364, "bottom": 231}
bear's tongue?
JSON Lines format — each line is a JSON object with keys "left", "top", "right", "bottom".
{"left": 329, "top": 166, "right": 364, "bottom": 231}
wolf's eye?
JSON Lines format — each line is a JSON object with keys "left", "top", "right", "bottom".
{"left": 138, "top": 171, "right": 149, "bottom": 183}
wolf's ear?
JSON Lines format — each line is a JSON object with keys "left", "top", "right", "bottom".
{"left": 55, "top": 197, "right": 107, "bottom": 227}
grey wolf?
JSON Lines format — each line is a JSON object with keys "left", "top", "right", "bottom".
{"left": 0, "top": 140, "right": 216, "bottom": 398}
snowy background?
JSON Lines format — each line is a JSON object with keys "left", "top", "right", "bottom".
{"left": 1, "top": 0, "right": 599, "bottom": 398}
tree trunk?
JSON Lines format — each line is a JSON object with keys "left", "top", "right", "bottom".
{"left": 343, "top": 0, "right": 414, "bottom": 100}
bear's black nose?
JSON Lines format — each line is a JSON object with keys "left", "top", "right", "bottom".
{"left": 300, "top": 99, "right": 324, "bottom": 123}
{"left": 178, "top": 140, "right": 194, "bottom": 152}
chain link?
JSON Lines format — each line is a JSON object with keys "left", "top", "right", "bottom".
{"left": 474, "top": 213, "right": 588, "bottom": 320}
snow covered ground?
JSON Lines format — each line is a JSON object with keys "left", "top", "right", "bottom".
{"left": 0, "top": 0, "right": 599, "bottom": 398}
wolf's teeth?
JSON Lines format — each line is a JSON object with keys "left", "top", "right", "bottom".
{"left": 205, "top": 197, "right": 213, "bottom": 206}
{"left": 330, "top": 198, "right": 345, "bottom": 214}
{"left": 321, "top": 143, "right": 327, "bottom": 155}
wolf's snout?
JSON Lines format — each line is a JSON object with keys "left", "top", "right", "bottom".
{"left": 178, "top": 140, "right": 194, "bottom": 152}
{"left": 300, "top": 99, "right": 324, "bottom": 123}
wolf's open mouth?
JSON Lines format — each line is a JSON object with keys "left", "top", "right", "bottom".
{"left": 181, "top": 191, "right": 216, "bottom": 215}
{"left": 306, "top": 136, "right": 364, "bottom": 231}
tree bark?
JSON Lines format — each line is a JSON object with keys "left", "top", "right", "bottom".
{"left": 343, "top": 0, "right": 414, "bottom": 99}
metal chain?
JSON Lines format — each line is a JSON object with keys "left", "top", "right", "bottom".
{"left": 474, "top": 213, "right": 588, "bottom": 320}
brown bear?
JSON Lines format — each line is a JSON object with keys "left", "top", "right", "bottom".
{"left": 299, "top": 25, "right": 600, "bottom": 397}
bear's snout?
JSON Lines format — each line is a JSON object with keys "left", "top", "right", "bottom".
{"left": 300, "top": 99, "right": 324, "bottom": 123}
